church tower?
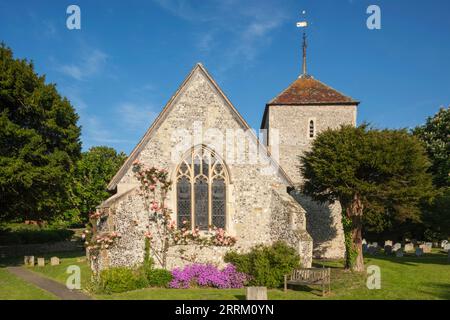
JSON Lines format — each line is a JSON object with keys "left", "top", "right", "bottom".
{"left": 261, "top": 16, "right": 359, "bottom": 258}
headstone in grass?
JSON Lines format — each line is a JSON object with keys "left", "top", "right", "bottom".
{"left": 419, "top": 244, "right": 431, "bottom": 253}
{"left": 368, "top": 245, "right": 381, "bottom": 255}
{"left": 384, "top": 241, "right": 393, "bottom": 254}
{"left": 392, "top": 243, "right": 402, "bottom": 252}
{"left": 246, "top": 287, "right": 267, "bottom": 300}
{"left": 50, "top": 257, "right": 60, "bottom": 266}
{"left": 362, "top": 239, "right": 368, "bottom": 253}
{"left": 441, "top": 240, "right": 448, "bottom": 248}
{"left": 384, "top": 245, "right": 392, "bottom": 255}
{"left": 443, "top": 243, "right": 450, "bottom": 252}
{"left": 425, "top": 242, "right": 433, "bottom": 251}
{"left": 24, "top": 256, "right": 34, "bottom": 267}
{"left": 395, "top": 249, "right": 404, "bottom": 257}
{"left": 37, "top": 257, "right": 45, "bottom": 267}
{"left": 404, "top": 243, "right": 414, "bottom": 252}
{"left": 415, "top": 248, "right": 423, "bottom": 256}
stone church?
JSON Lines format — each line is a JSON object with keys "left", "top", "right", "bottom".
{"left": 92, "top": 53, "right": 359, "bottom": 272}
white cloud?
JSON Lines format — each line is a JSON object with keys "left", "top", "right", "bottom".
{"left": 153, "top": 0, "right": 286, "bottom": 70}
{"left": 82, "top": 116, "right": 134, "bottom": 145}
{"left": 117, "top": 103, "right": 158, "bottom": 132}
{"left": 60, "top": 49, "right": 108, "bottom": 81}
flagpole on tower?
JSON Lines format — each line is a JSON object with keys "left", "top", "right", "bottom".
{"left": 297, "top": 10, "right": 308, "bottom": 78}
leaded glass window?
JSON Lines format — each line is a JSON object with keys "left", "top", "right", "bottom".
{"left": 177, "top": 176, "right": 191, "bottom": 227}
{"left": 212, "top": 178, "right": 226, "bottom": 229}
{"left": 175, "top": 146, "right": 228, "bottom": 231}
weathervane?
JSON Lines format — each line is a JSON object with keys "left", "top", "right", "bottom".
{"left": 296, "top": 10, "right": 308, "bottom": 77}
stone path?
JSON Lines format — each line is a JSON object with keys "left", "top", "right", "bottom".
{"left": 6, "top": 266, "right": 92, "bottom": 300}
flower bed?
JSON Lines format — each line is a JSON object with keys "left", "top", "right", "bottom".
{"left": 169, "top": 264, "right": 248, "bottom": 289}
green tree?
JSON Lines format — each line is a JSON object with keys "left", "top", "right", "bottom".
{"left": 71, "top": 146, "right": 127, "bottom": 221}
{"left": 413, "top": 107, "right": 450, "bottom": 188}
{"left": 414, "top": 107, "right": 450, "bottom": 240}
{"left": 0, "top": 44, "right": 81, "bottom": 222}
{"left": 300, "top": 125, "right": 433, "bottom": 271}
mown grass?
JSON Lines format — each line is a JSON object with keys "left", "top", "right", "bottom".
{"left": 20, "top": 250, "right": 449, "bottom": 300}
{"left": 0, "top": 268, "right": 58, "bottom": 300}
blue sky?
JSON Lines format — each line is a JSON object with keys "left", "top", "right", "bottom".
{"left": 1, "top": 0, "right": 449, "bottom": 154}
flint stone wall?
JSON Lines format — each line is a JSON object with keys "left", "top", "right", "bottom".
{"left": 263, "top": 104, "right": 356, "bottom": 260}
{"left": 91, "top": 67, "right": 312, "bottom": 272}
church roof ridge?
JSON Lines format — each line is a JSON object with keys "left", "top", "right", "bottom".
{"left": 107, "top": 63, "right": 294, "bottom": 191}
{"left": 267, "top": 75, "right": 360, "bottom": 106}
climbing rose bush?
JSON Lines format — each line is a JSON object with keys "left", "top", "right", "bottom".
{"left": 169, "top": 264, "right": 248, "bottom": 289}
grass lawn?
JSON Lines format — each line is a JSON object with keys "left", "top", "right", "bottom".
{"left": 19, "top": 249, "right": 449, "bottom": 300}
{"left": 0, "top": 268, "right": 58, "bottom": 300}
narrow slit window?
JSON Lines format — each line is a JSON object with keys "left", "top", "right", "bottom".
{"left": 309, "top": 120, "right": 315, "bottom": 138}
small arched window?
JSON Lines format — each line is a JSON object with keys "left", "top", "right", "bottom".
{"left": 176, "top": 146, "right": 228, "bottom": 230}
{"left": 309, "top": 120, "right": 315, "bottom": 138}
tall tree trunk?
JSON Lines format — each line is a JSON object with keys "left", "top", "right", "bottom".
{"left": 344, "top": 194, "right": 365, "bottom": 272}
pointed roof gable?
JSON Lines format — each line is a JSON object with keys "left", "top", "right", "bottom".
{"left": 107, "top": 63, "right": 294, "bottom": 191}
{"left": 268, "top": 76, "right": 359, "bottom": 106}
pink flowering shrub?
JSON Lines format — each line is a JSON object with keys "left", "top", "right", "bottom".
{"left": 132, "top": 161, "right": 237, "bottom": 269}
{"left": 169, "top": 264, "right": 248, "bottom": 289}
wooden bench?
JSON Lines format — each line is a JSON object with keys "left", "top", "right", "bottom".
{"left": 284, "top": 267, "right": 331, "bottom": 296}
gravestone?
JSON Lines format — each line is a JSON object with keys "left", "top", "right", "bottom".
{"left": 384, "top": 240, "right": 393, "bottom": 247}
{"left": 425, "top": 242, "right": 433, "bottom": 249}
{"left": 37, "top": 257, "right": 45, "bottom": 267}
{"left": 404, "top": 243, "right": 414, "bottom": 252}
{"left": 415, "top": 248, "right": 423, "bottom": 256}
{"left": 443, "top": 243, "right": 450, "bottom": 252}
{"left": 384, "top": 245, "right": 392, "bottom": 255}
{"left": 50, "top": 257, "right": 60, "bottom": 266}
{"left": 24, "top": 256, "right": 34, "bottom": 267}
{"left": 395, "top": 249, "right": 404, "bottom": 257}
{"left": 362, "top": 239, "right": 367, "bottom": 253}
{"left": 372, "top": 242, "right": 378, "bottom": 248}
{"left": 368, "top": 245, "right": 381, "bottom": 255}
{"left": 441, "top": 240, "right": 448, "bottom": 248}
{"left": 419, "top": 244, "right": 431, "bottom": 253}
{"left": 392, "top": 243, "right": 402, "bottom": 252}
{"left": 246, "top": 287, "right": 267, "bottom": 300}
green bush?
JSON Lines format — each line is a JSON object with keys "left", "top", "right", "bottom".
{"left": 147, "top": 269, "right": 173, "bottom": 288}
{"left": 224, "top": 241, "right": 300, "bottom": 288}
{"left": 98, "top": 267, "right": 148, "bottom": 294}
{"left": 0, "top": 223, "right": 74, "bottom": 245}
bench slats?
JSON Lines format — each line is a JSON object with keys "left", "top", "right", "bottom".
{"left": 284, "top": 267, "right": 331, "bottom": 296}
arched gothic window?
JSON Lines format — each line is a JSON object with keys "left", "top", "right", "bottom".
{"left": 176, "top": 146, "right": 228, "bottom": 230}
{"left": 309, "top": 120, "right": 315, "bottom": 138}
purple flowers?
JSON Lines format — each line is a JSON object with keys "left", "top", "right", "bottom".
{"left": 169, "top": 264, "right": 248, "bottom": 289}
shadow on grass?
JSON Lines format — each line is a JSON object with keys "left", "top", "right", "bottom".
{"left": 364, "top": 252, "right": 449, "bottom": 267}
{"left": 0, "top": 249, "right": 85, "bottom": 268}
{"left": 422, "top": 282, "right": 450, "bottom": 300}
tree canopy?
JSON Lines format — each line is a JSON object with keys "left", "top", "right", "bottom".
{"left": 300, "top": 125, "right": 433, "bottom": 271}
{"left": 0, "top": 44, "right": 81, "bottom": 221}
{"left": 70, "top": 146, "right": 127, "bottom": 222}
{"left": 413, "top": 107, "right": 450, "bottom": 188}
{"left": 414, "top": 107, "right": 450, "bottom": 240}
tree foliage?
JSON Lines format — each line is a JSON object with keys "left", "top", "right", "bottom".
{"left": 0, "top": 44, "right": 81, "bottom": 221}
{"left": 413, "top": 107, "right": 450, "bottom": 188}
{"left": 70, "top": 146, "right": 127, "bottom": 222}
{"left": 300, "top": 124, "right": 433, "bottom": 271}
{"left": 414, "top": 107, "right": 450, "bottom": 240}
